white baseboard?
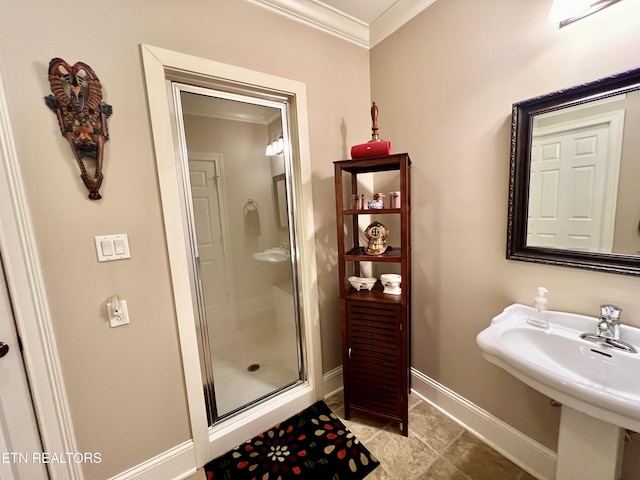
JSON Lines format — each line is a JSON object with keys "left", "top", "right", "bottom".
{"left": 410, "top": 368, "right": 557, "bottom": 480}
{"left": 107, "top": 441, "right": 197, "bottom": 480}
{"left": 319, "top": 366, "right": 554, "bottom": 478}
{"left": 322, "top": 365, "right": 343, "bottom": 398}
{"left": 108, "top": 371, "right": 343, "bottom": 480}
{"left": 109, "top": 367, "right": 554, "bottom": 480}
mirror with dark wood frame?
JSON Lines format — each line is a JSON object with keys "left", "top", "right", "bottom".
{"left": 507, "top": 66, "right": 640, "bottom": 276}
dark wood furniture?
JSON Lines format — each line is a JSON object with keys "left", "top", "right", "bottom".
{"left": 333, "top": 153, "right": 411, "bottom": 436}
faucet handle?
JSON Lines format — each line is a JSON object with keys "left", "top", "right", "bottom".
{"left": 601, "top": 304, "right": 622, "bottom": 320}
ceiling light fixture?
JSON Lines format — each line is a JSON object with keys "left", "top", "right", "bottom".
{"left": 265, "top": 134, "right": 284, "bottom": 157}
{"left": 549, "top": 0, "right": 622, "bottom": 27}
{"left": 265, "top": 141, "right": 275, "bottom": 157}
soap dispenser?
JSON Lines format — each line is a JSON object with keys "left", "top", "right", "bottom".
{"left": 527, "top": 287, "right": 549, "bottom": 329}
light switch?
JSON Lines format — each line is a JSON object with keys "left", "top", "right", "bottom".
{"left": 101, "top": 240, "right": 114, "bottom": 257}
{"left": 95, "top": 234, "right": 131, "bottom": 262}
{"left": 114, "top": 239, "right": 126, "bottom": 255}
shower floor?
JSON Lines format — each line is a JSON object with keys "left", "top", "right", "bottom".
{"left": 210, "top": 313, "right": 299, "bottom": 417}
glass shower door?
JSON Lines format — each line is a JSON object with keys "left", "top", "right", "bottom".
{"left": 175, "top": 86, "right": 303, "bottom": 423}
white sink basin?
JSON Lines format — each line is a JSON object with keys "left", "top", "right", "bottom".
{"left": 477, "top": 304, "right": 640, "bottom": 432}
{"left": 252, "top": 247, "right": 290, "bottom": 263}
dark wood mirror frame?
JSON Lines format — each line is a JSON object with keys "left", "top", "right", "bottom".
{"left": 273, "top": 173, "right": 288, "bottom": 231}
{"left": 507, "top": 66, "right": 640, "bottom": 276}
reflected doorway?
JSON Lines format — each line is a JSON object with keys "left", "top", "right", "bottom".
{"left": 174, "top": 86, "right": 303, "bottom": 424}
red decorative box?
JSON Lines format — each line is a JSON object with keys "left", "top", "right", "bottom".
{"left": 350, "top": 140, "right": 391, "bottom": 159}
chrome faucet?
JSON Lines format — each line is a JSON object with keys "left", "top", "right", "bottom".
{"left": 597, "top": 304, "right": 622, "bottom": 340}
{"left": 279, "top": 242, "right": 290, "bottom": 252}
{"left": 580, "top": 304, "right": 637, "bottom": 353}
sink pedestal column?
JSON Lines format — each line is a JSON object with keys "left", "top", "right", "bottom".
{"left": 556, "top": 406, "right": 624, "bottom": 480}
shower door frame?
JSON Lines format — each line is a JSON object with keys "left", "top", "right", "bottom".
{"left": 173, "top": 84, "right": 304, "bottom": 423}
{"left": 141, "top": 44, "right": 323, "bottom": 465}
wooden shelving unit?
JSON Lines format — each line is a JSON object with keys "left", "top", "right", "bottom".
{"left": 333, "top": 153, "right": 411, "bottom": 436}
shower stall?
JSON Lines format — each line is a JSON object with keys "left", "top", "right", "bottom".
{"left": 142, "top": 44, "right": 322, "bottom": 463}
{"left": 174, "top": 86, "right": 304, "bottom": 424}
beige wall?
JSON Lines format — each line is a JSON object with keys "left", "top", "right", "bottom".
{"left": 4, "top": 0, "right": 640, "bottom": 476}
{"left": 370, "top": 0, "right": 640, "bottom": 450}
{"left": 0, "top": 0, "right": 369, "bottom": 477}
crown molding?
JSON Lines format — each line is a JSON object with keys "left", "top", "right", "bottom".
{"left": 246, "top": 0, "right": 437, "bottom": 49}
{"left": 370, "top": 0, "right": 438, "bottom": 47}
{"left": 246, "top": 0, "right": 369, "bottom": 48}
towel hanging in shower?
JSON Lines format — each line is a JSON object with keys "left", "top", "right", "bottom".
{"left": 244, "top": 199, "right": 261, "bottom": 236}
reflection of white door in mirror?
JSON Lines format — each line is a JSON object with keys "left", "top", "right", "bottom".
{"left": 529, "top": 123, "right": 612, "bottom": 251}
{"left": 188, "top": 155, "right": 236, "bottom": 334}
{"left": 528, "top": 106, "right": 624, "bottom": 254}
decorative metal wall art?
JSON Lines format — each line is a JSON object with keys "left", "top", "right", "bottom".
{"left": 44, "top": 58, "right": 112, "bottom": 200}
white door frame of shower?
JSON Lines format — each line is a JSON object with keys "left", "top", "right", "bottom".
{"left": 0, "top": 60, "right": 81, "bottom": 479}
{"left": 140, "top": 44, "right": 323, "bottom": 466}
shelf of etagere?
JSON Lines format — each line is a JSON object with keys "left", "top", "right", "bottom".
{"left": 344, "top": 247, "right": 402, "bottom": 262}
{"left": 344, "top": 283, "right": 404, "bottom": 304}
{"left": 342, "top": 208, "right": 402, "bottom": 215}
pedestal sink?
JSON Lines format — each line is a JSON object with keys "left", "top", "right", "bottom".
{"left": 477, "top": 304, "right": 640, "bottom": 480}
{"left": 252, "top": 247, "right": 290, "bottom": 263}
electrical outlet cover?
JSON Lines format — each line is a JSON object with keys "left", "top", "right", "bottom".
{"left": 107, "top": 300, "right": 130, "bottom": 327}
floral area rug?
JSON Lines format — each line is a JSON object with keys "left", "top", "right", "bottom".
{"left": 204, "top": 400, "right": 379, "bottom": 480}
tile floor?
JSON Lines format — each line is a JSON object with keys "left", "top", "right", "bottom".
{"left": 186, "top": 391, "right": 538, "bottom": 480}
{"left": 324, "top": 391, "right": 537, "bottom": 480}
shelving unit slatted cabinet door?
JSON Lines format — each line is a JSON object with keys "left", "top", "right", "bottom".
{"left": 333, "top": 153, "right": 411, "bottom": 436}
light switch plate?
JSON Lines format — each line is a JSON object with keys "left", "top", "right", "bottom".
{"left": 95, "top": 234, "right": 131, "bottom": 262}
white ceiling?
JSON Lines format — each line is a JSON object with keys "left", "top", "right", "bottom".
{"left": 318, "top": 0, "right": 399, "bottom": 24}
{"left": 246, "top": 0, "right": 437, "bottom": 48}
{"left": 180, "top": 91, "right": 280, "bottom": 125}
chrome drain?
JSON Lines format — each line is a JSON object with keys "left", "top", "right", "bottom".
{"left": 247, "top": 363, "right": 260, "bottom": 372}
